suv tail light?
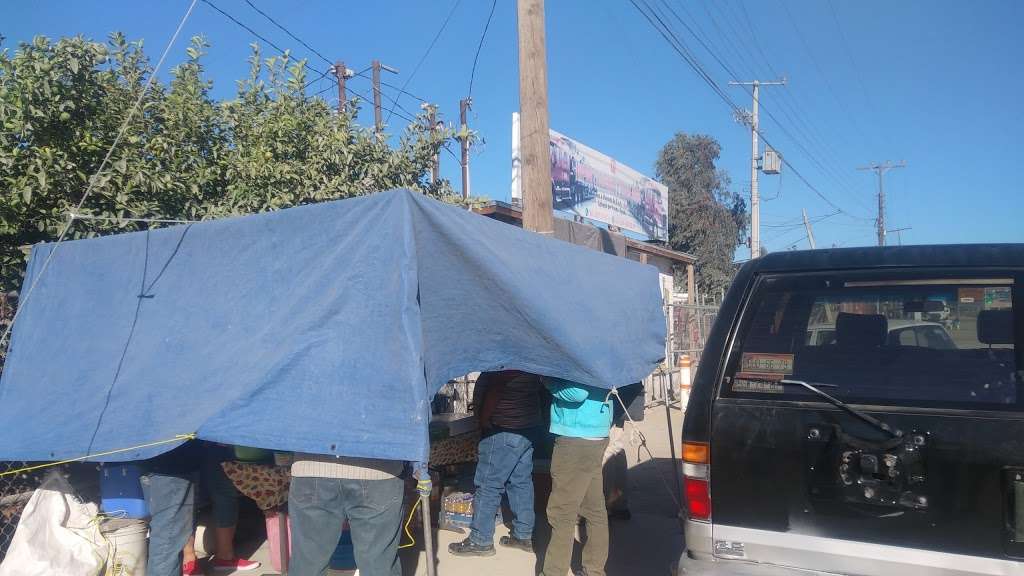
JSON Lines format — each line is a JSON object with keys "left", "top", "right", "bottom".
{"left": 682, "top": 441, "right": 711, "bottom": 521}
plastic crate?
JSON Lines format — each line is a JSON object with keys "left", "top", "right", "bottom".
{"left": 100, "top": 464, "right": 149, "bottom": 519}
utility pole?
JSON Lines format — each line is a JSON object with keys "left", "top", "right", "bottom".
{"left": 518, "top": 0, "right": 554, "bottom": 233}
{"left": 858, "top": 160, "right": 906, "bottom": 246}
{"left": 332, "top": 60, "right": 353, "bottom": 114}
{"left": 730, "top": 78, "right": 786, "bottom": 259}
{"left": 422, "top": 104, "right": 440, "bottom": 183}
{"left": 372, "top": 60, "right": 382, "bottom": 133}
{"left": 370, "top": 60, "right": 400, "bottom": 134}
{"left": 887, "top": 227, "right": 911, "bottom": 246}
{"left": 459, "top": 98, "right": 472, "bottom": 199}
{"left": 802, "top": 208, "right": 817, "bottom": 249}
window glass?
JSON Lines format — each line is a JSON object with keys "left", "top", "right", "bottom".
{"left": 723, "top": 275, "right": 1020, "bottom": 409}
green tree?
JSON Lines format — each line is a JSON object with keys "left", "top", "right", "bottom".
{"left": 0, "top": 34, "right": 458, "bottom": 294}
{"left": 656, "top": 132, "right": 747, "bottom": 295}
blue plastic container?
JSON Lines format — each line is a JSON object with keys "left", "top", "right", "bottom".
{"left": 100, "top": 463, "right": 149, "bottom": 519}
{"left": 329, "top": 527, "right": 357, "bottom": 570}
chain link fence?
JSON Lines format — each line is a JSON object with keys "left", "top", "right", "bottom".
{"left": 0, "top": 462, "right": 42, "bottom": 562}
{"left": 645, "top": 300, "right": 720, "bottom": 407}
{"left": 669, "top": 301, "right": 719, "bottom": 370}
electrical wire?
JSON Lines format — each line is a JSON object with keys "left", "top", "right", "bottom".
{"left": 385, "top": 0, "right": 463, "bottom": 125}
{"left": 632, "top": 0, "right": 872, "bottom": 222}
{"left": 668, "top": 0, "right": 873, "bottom": 214}
{"left": 242, "top": 0, "right": 333, "bottom": 66}
{"left": 716, "top": 0, "right": 864, "bottom": 201}
{"left": 659, "top": 0, "right": 871, "bottom": 215}
{"left": 826, "top": 0, "right": 877, "bottom": 119}
{"left": 468, "top": 0, "right": 498, "bottom": 99}
{"left": 202, "top": 0, "right": 408, "bottom": 121}
{"left": 0, "top": 0, "right": 200, "bottom": 350}
{"left": 776, "top": 0, "right": 873, "bottom": 148}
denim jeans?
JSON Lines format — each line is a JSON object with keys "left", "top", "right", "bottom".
{"left": 200, "top": 445, "right": 239, "bottom": 528}
{"left": 140, "top": 472, "right": 196, "bottom": 576}
{"left": 288, "top": 476, "right": 404, "bottom": 576}
{"left": 469, "top": 427, "right": 537, "bottom": 546}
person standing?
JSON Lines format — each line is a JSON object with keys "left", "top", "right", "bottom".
{"left": 540, "top": 377, "right": 614, "bottom": 576}
{"left": 288, "top": 454, "right": 405, "bottom": 576}
{"left": 140, "top": 442, "right": 202, "bottom": 576}
{"left": 449, "top": 370, "right": 543, "bottom": 557}
{"left": 181, "top": 443, "right": 261, "bottom": 574}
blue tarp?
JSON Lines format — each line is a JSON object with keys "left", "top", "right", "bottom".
{"left": 0, "top": 189, "right": 666, "bottom": 463}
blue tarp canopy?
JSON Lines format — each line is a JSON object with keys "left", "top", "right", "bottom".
{"left": 0, "top": 189, "right": 666, "bottom": 463}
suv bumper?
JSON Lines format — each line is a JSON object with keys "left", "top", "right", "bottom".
{"left": 677, "top": 554, "right": 839, "bottom": 576}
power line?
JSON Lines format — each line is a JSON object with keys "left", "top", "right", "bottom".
{"left": 385, "top": 0, "right": 463, "bottom": 124}
{"left": 688, "top": 0, "right": 872, "bottom": 213}
{"left": 630, "top": 0, "right": 870, "bottom": 221}
{"left": 777, "top": 0, "right": 873, "bottom": 148}
{"left": 201, "top": 0, "right": 419, "bottom": 125}
{"left": 242, "top": 0, "right": 333, "bottom": 66}
{"left": 468, "top": 0, "right": 498, "bottom": 98}
{"left": 650, "top": 0, "right": 873, "bottom": 221}
{"left": 826, "top": 0, "right": 877, "bottom": 119}
{"left": 201, "top": 0, "right": 292, "bottom": 60}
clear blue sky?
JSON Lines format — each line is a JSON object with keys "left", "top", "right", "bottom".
{"left": 5, "top": 0, "right": 1023, "bottom": 252}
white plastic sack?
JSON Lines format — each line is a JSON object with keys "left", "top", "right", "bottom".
{"left": 0, "top": 471, "right": 107, "bottom": 576}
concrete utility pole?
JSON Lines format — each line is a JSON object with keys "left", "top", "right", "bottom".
{"left": 332, "top": 60, "right": 353, "bottom": 114}
{"left": 858, "top": 160, "right": 906, "bottom": 246}
{"left": 730, "top": 78, "right": 786, "bottom": 259}
{"left": 518, "top": 0, "right": 554, "bottom": 233}
{"left": 802, "top": 208, "right": 817, "bottom": 249}
{"left": 460, "top": 98, "right": 472, "bottom": 199}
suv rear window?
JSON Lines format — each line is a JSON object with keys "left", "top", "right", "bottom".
{"left": 722, "top": 273, "right": 1021, "bottom": 409}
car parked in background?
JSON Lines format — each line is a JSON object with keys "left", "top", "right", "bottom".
{"left": 806, "top": 319, "right": 956, "bottom": 350}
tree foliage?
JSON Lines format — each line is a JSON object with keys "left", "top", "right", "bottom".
{"left": 0, "top": 34, "right": 460, "bottom": 293}
{"left": 656, "top": 132, "right": 748, "bottom": 296}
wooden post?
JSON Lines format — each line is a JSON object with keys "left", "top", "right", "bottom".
{"left": 517, "top": 0, "right": 553, "bottom": 233}
{"left": 460, "top": 98, "right": 472, "bottom": 199}
{"left": 686, "top": 263, "right": 696, "bottom": 304}
{"left": 333, "top": 60, "right": 347, "bottom": 113}
{"left": 372, "top": 60, "right": 383, "bottom": 133}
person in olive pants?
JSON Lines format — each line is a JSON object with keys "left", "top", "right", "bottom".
{"left": 540, "top": 378, "right": 613, "bottom": 576}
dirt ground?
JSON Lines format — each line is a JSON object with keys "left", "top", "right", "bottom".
{"left": 225, "top": 404, "right": 685, "bottom": 576}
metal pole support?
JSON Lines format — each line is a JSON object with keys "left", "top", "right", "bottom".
{"left": 420, "top": 491, "right": 437, "bottom": 576}
{"left": 664, "top": 371, "right": 684, "bottom": 515}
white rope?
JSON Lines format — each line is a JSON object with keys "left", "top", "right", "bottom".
{"left": 606, "top": 387, "right": 682, "bottom": 509}
{"left": 0, "top": 0, "right": 199, "bottom": 349}
{"left": 69, "top": 213, "right": 198, "bottom": 225}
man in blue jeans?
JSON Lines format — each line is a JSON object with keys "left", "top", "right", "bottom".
{"left": 288, "top": 455, "right": 405, "bottom": 576}
{"left": 449, "top": 370, "right": 543, "bottom": 557}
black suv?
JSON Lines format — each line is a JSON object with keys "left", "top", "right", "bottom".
{"left": 679, "top": 245, "right": 1023, "bottom": 575}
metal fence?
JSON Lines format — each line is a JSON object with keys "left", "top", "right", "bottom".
{"left": 645, "top": 300, "right": 720, "bottom": 407}
{"left": 0, "top": 462, "right": 42, "bottom": 561}
{"left": 668, "top": 301, "right": 720, "bottom": 370}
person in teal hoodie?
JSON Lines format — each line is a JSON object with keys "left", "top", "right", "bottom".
{"left": 540, "top": 377, "right": 613, "bottom": 576}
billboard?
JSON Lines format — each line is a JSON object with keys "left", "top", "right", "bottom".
{"left": 511, "top": 113, "right": 669, "bottom": 242}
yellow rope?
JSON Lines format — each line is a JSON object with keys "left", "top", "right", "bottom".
{"left": 398, "top": 497, "right": 423, "bottom": 549}
{"left": 0, "top": 433, "right": 197, "bottom": 478}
